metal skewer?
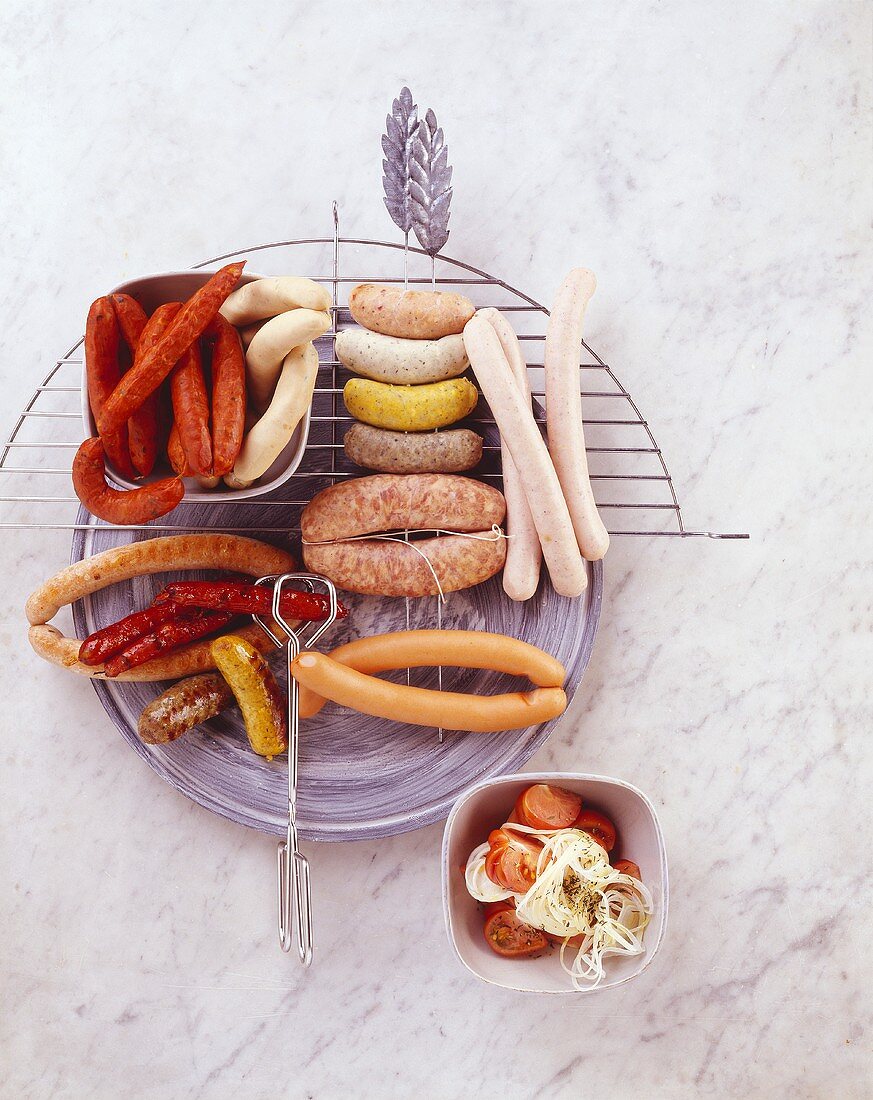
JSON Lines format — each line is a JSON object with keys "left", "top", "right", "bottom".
{"left": 252, "top": 572, "right": 340, "bottom": 962}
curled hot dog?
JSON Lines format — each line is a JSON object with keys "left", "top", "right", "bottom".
{"left": 220, "top": 276, "right": 331, "bottom": 326}
{"left": 478, "top": 308, "right": 542, "bottom": 601}
{"left": 100, "top": 262, "right": 244, "bottom": 432}
{"left": 72, "top": 437, "right": 184, "bottom": 525}
{"left": 349, "top": 284, "right": 474, "bottom": 340}
{"left": 245, "top": 309, "right": 330, "bottom": 410}
{"left": 544, "top": 270, "right": 609, "bottom": 561}
{"left": 297, "top": 630, "right": 566, "bottom": 718}
{"left": 25, "top": 533, "right": 294, "bottom": 625}
{"left": 205, "top": 314, "right": 246, "bottom": 477}
{"left": 170, "top": 339, "right": 212, "bottom": 477}
{"left": 85, "top": 296, "right": 134, "bottom": 478}
{"left": 463, "top": 314, "right": 587, "bottom": 598}
{"left": 111, "top": 293, "right": 158, "bottom": 477}
{"left": 290, "top": 651, "right": 567, "bottom": 732}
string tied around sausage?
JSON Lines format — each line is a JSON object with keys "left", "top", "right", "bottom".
{"left": 300, "top": 525, "right": 509, "bottom": 603}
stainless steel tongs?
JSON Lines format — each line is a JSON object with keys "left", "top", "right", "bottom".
{"left": 252, "top": 573, "right": 340, "bottom": 964}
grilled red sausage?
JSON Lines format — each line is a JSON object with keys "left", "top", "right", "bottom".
{"left": 104, "top": 610, "right": 236, "bottom": 677}
{"left": 78, "top": 603, "right": 182, "bottom": 665}
{"left": 152, "top": 580, "right": 348, "bottom": 621}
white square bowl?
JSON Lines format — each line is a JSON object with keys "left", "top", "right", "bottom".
{"left": 81, "top": 269, "right": 315, "bottom": 502}
{"left": 442, "top": 772, "right": 669, "bottom": 994}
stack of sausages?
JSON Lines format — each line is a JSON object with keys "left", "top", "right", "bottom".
{"left": 220, "top": 276, "right": 332, "bottom": 489}
{"left": 338, "top": 284, "right": 485, "bottom": 473}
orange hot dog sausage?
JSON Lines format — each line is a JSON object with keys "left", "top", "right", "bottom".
{"left": 170, "top": 339, "right": 212, "bottom": 476}
{"left": 72, "top": 437, "right": 184, "bottom": 525}
{"left": 290, "top": 651, "right": 567, "bottom": 732}
{"left": 297, "top": 630, "right": 566, "bottom": 718}
{"left": 85, "top": 296, "right": 135, "bottom": 478}
{"left": 100, "top": 262, "right": 244, "bottom": 431}
{"left": 113, "top": 295, "right": 174, "bottom": 477}
{"left": 206, "top": 314, "right": 246, "bottom": 476}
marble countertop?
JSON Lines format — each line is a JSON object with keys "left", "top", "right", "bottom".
{"left": 1, "top": 2, "right": 870, "bottom": 1097}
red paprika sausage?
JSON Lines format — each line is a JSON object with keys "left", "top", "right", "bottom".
{"left": 153, "top": 579, "right": 348, "bottom": 621}
{"left": 99, "top": 262, "right": 245, "bottom": 431}
{"left": 79, "top": 602, "right": 182, "bottom": 665}
{"left": 85, "top": 297, "right": 135, "bottom": 478}
{"left": 112, "top": 293, "right": 159, "bottom": 477}
{"left": 104, "top": 610, "right": 236, "bottom": 677}
{"left": 166, "top": 422, "right": 191, "bottom": 476}
{"left": 206, "top": 315, "right": 246, "bottom": 477}
{"left": 72, "top": 437, "right": 184, "bottom": 525}
{"left": 170, "top": 339, "right": 213, "bottom": 477}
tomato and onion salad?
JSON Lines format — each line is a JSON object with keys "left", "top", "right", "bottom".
{"left": 463, "top": 783, "right": 653, "bottom": 990}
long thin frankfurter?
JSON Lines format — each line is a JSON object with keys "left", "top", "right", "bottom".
{"left": 85, "top": 297, "right": 135, "bottom": 478}
{"left": 170, "top": 339, "right": 212, "bottom": 477}
{"left": 99, "top": 262, "right": 244, "bottom": 431}
{"left": 206, "top": 315, "right": 246, "bottom": 477}
{"left": 544, "top": 270, "right": 609, "bottom": 561}
{"left": 463, "top": 314, "right": 587, "bottom": 597}
{"left": 122, "top": 299, "right": 180, "bottom": 476}
{"left": 290, "top": 651, "right": 567, "bottom": 732}
{"left": 297, "top": 630, "right": 566, "bottom": 718}
{"left": 25, "top": 533, "right": 295, "bottom": 625}
{"left": 478, "top": 308, "right": 542, "bottom": 601}
{"left": 72, "top": 437, "right": 184, "bottom": 525}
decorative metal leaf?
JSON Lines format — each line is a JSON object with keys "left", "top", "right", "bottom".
{"left": 410, "top": 108, "right": 453, "bottom": 256}
{"left": 382, "top": 87, "right": 419, "bottom": 234}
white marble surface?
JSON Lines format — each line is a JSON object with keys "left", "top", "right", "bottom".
{"left": 1, "top": 2, "right": 870, "bottom": 1096}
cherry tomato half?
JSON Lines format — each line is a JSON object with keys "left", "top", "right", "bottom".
{"left": 483, "top": 907, "right": 549, "bottom": 958}
{"left": 515, "top": 784, "right": 582, "bottom": 830}
{"left": 573, "top": 809, "right": 617, "bottom": 852}
{"left": 613, "top": 858, "right": 641, "bottom": 880}
{"left": 485, "top": 828, "right": 543, "bottom": 893}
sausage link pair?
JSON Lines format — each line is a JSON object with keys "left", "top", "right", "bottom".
{"left": 105, "top": 610, "right": 235, "bottom": 677}
{"left": 85, "top": 297, "right": 135, "bottom": 478}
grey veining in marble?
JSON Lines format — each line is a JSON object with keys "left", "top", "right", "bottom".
{"left": 1, "top": 1, "right": 870, "bottom": 1097}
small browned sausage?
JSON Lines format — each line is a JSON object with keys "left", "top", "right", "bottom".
{"left": 344, "top": 423, "right": 483, "bottom": 473}
{"left": 138, "top": 672, "right": 235, "bottom": 743}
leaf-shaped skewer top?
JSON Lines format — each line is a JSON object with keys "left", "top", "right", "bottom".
{"left": 382, "top": 87, "right": 419, "bottom": 235}
{"left": 410, "top": 109, "right": 453, "bottom": 256}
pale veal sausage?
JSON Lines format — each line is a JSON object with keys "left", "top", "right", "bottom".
{"left": 348, "top": 284, "right": 475, "bottom": 339}
{"left": 463, "top": 314, "right": 587, "bottom": 598}
{"left": 543, "top": 269, "right": 609, "bottom": 561}
{"left": 335, "top": 329, "right": 469, "bottom": 384}
{"left": 302, "top": 531, "right": 506, "bottom": 597}
{"left": 245, "top": 308, "right": 330, "bottom": 410}
{"left": 478, "top": 308, "right": 543, "bottom": 602}
{"left": 220, "top": 276, "right": 332, "bottom": 326}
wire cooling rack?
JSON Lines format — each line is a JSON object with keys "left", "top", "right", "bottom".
{"left": 0, "top": 204, "right": 748, "bottom": 544}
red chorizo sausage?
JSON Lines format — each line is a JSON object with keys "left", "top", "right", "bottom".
{"left": 166, "top": 422, "right": 191, "bottom": 476}
{"left": 104, "top": 610, "right": 235, "bottom": 677}
{"left": 72, "top": 437, "right": 184, "bottom": 525}
{"left": 85, "top": 297, "right": 134, "bottom": 478}
{"left": 170, "top": 339, "right": 212, "bottom": 477}
{"left": 111, "top": 293, "right": 158, "bottom": 477}
{"left": 205, "top": 315, "right": 246, "bottom": 476}
{"left": 99, "top": 262, "right": 245, "bottom": 431}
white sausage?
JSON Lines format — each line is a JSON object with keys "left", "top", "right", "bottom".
{"left": 463, "top": 315, "right": 587, "bottom": 597}
{"left": 478, "top": 308, "right": 542, "bottom": 601}
{"left": 220, "top": 276, "right": 332, "bottom": 325}
{"left": 544, "top": 270, "right": 609, "bottom": 561}
{"left": 335, "top": 329, "right": 469, "bottom": 384}
{"left": 226, "top": 343, "right": 318, "bottom": 489}
{"left": 245, "top": 309, "right": 330, "bottom": 410}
